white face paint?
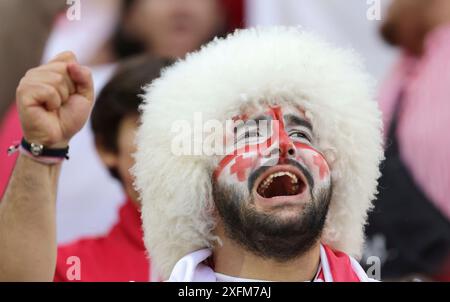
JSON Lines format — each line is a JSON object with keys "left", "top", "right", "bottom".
{"left": 213, "top": 104, "right": 331, "bottom": 216}
{"left": 212, "top": 104, "right": 333, "bottom": 260}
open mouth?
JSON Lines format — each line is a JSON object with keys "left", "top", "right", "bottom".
{"left": 255, "top": 166, "right": 307, "bottom": 199}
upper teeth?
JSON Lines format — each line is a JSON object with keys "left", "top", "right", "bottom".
{"left": 259, "top": 171, "right": 298, "bottom": 190}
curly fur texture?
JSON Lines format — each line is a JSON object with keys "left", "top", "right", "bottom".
{"left": 133, "top": 27, "right": 384, "bottom": 279}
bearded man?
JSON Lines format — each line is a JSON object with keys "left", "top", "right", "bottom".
{"left": 0, "top": 27, "right": 383, "bottom": 282}
{"left": 134, "top": 27, "right": 384, "bottom": 282}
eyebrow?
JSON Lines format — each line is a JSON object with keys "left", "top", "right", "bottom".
{"left": 233, "top": 115, "right": 272, "bottom": 134}
{"left": 284, "top": 114, "right": 313, "bottom": 131}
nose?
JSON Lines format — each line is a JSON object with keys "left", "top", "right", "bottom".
{"left": 263, "top": 142, "right": 296, "bottom": 159}
{"left": 277, "top": 124, "right": 296, "bottom": 158}
{"left": 279, "top": 141, "right": 296, "bottom": 158}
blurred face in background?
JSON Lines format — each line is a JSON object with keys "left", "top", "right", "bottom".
{"left": 381, "top": 0, "right": 450, "bottom": 55}
{"left": 125, "top": 0, "right": 225, "bottom": 59}
{"left": 97, "top": 115, "right": 139, "bottom": 204}
{"left": 116, "top": 115, "right": 139, "bottom": 203}
{"left": 381, "top": 0, "right": 430, "bottom": 55}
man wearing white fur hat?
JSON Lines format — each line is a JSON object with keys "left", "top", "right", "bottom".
{"left": 0, "top": 27, "right": 382, "bottom": 282}
{"left": 134, "top": 27, "right": 384, "bottom": 282}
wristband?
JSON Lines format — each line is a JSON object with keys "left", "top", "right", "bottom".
{"left": 7, "top": 138, "right": 69, "bottom": 165}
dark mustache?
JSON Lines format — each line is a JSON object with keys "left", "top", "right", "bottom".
{"left": 248, "top": 158, "right": 314, "bottom": 192}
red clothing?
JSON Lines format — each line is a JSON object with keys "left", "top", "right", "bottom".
{"left": 316, "top": 245, "right": 361, "bottom": 282}
{"left": 54, "top": 198, "right": 150, "bottom": 282}
{"left": 222, "top": 0, "right": 245, "bottom": 32}
{"left": 0, "top": 104, "right": 21, "bottom": 198}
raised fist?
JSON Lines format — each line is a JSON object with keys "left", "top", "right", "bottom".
{"left": 16, "top": 51, "right": 94, "bottom": 148}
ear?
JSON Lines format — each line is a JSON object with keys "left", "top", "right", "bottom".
{"left": 95, "top": 140, "right": 119, "bottom": 169}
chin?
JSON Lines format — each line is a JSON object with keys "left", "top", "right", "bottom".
{"left": 266, "top": 204, "right": 309, "bottom": 222}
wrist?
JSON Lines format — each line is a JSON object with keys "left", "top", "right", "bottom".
{"left": 18, "top": 152, "right": 63, "bottom": 169}
{"left": 8, "top": 137, "right": 70, "bottom": 165}
{"left": 22, "top": 136, "right": 69, "bottom": 149}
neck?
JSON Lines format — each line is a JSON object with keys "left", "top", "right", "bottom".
{"left": 212, "top": 228, "right": 321, "bottom": 282}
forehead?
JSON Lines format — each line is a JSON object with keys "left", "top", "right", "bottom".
{"left": 235, "top": 103, "right": 308, "bottom": 121}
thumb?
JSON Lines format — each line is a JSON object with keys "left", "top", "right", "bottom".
{"left": 67, "top": 63, "right": 94, "bottom": 103}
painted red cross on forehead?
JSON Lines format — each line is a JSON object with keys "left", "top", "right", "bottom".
{"left": 270, "top": 106, "right": 293, "bottom": 159}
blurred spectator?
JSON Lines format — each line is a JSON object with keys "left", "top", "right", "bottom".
{"left": 43, "top": 0, "right": 237, "bottom": 64}
{"left": 109, "top": 0, "right": 227, "bottom": 60}
{"left": 246, "top": 0, "right": 397, "bottom": 80}
{"left": 0, "top": 0, "right": 244, "bottom": 243}
{"left": 54, "top": 56, "right": 169, "bottom": 281}
{"left": 0, "top": 0, "right": 126, "bottom": 244}
{"left": 42, "top": 0, "right": 122, "bottom": 66}
{"left": 364, "top": 0, "right": 450, "bottom": 281}
{"left": 55, "top": 0, "right": 242, "bottom": 243}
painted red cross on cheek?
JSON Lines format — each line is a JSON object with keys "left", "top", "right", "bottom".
{"left": 215, "top": 106, "right": 303, "bottom": 182}
{"left": 313, "top": 154, "right": 329, "bottom": 180}
{"left": 230, "top": 155, "right": 254, "bottom": 182}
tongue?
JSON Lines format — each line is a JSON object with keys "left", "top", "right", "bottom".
{"left": 263, "top": 175, "right": 297, "bottom": 198}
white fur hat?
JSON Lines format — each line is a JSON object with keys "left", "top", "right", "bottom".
{"left": 133, "top": 27, "right": 384, "bottom": 279}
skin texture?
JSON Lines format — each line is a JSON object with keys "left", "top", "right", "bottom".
{"left": 212, "top": 104, "right": 332, "bottom": 281}
{"left": 0, "top": 52, "right": 94, "bottom": 281}
{"left": 124, "top": 0, "right": 225, "bottom": 59}
{"left": 381, "top": 0, "right": 450, "bottom": 55}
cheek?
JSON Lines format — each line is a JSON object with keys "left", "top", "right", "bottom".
{"left": 294, "top": 145, "right": 330, "bottom": 182}
{"left": 136, "top": 3, "right": 168, "bottom": 37}
{"left": 117, "top": 154, "right": 135, "bottom": 184}
{"left": 141, "top": 0, "right": 165, "bottom": 21}
{"left": 116, "top": 153, "right": 139, "bottom": 200}
{"left": 215, "top": 151, "right": 261, "bottom": 184}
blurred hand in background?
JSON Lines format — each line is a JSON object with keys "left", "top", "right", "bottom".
{"left": 0, "top": 0, "right": 66, "bottom": 121}
{"left": 381, "top": 0, "right": 450, "bottom": 55}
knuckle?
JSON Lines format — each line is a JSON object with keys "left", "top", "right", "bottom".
{"left": 24, "top": 68, "right": 36, "bottom": 78}
{"left": 48, "top": 62, "right": 68, "bottom": 75}
{"left": 49, "top": 87, "right": 60, "bottom": 98}
{"left": 54, "top": 73, "right": 65, "bottom": 85}
{"left": 41, "top": 84, "right": 58, "bottom": 98}
{"left": 16, "top": 79, "right": 31, "bottom": 96}
{"left": 16, "top": 84, "right": 25, "bottom": 98}
{"left": 62, "top": 50, "right": 76, "bottom": 61}
{"left": 53, "top": 61, "right": 67, "bottom": 68}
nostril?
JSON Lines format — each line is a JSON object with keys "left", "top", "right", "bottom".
{"left": 288, "top": 148, "right": 295, "bottom": 156}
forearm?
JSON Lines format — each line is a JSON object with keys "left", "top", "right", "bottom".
{"left": 0, "top": 155, "right": 61, "bottom": 281}
{"left": 0, "top": 50, "right": 94, "bottom": 281}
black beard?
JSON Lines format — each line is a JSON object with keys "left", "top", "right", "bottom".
{"left": 213, "top": 174, "right": 332, "bottom": 262}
